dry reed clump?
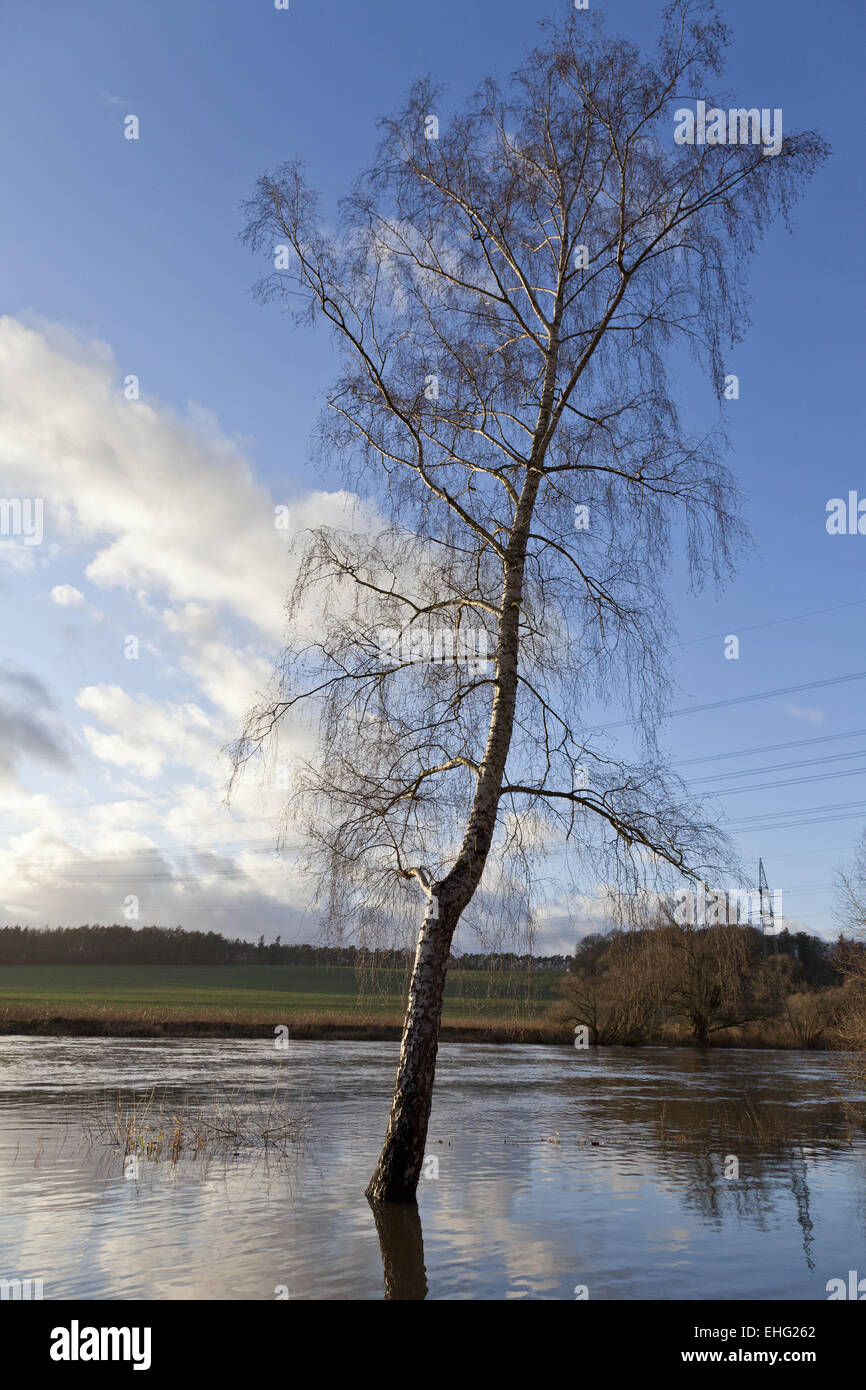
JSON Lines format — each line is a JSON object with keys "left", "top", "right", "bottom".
{"left": 657, "top": 1095, "right": 854, "bottom": 1150}
{"left": 83, "top": 1082, "right": 310, "bottom": 1164}
{"left": 657, "top": 1096, "right": 792, "bottom": 1147}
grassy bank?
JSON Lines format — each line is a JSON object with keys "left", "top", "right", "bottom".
{"left": 0, "top": 962, "right": 559, "bottom": 1041}
{"left": 0, "top": 1011, "right": 569, "bottom": 1043}
{"left": 0, "top": 963, "right": 842, "bottom": 1047}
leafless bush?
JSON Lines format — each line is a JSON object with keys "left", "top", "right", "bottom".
{"left": 83, "top": 1083, "right": 310, "bottom": 1164}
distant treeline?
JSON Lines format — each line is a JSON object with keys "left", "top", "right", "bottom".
{"left": 0, "top": 924, "right": 571, "bottom": 971}
{"left": 571, "top": 925, "right": 840, "bottom": 989}
{"left": 556, "top": 923, "right": 863, "bottom": 1048}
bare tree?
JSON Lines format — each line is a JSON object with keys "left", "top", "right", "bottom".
{"left": 837, "top": 831, "right": 866, "bottom": 939}
{"left": 834, "top": 830, "right": 866, "bottom": 1076}
{"left": 646, "top": 912, "right": 754, "bottom": 1044}
{"left": 555, "top": 930, "right": 657, "bottom": 1044}
{"left": 233, "top": 1, "right": 827, "bottom": 1201}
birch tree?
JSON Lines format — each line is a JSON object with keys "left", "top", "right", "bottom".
{"left": 234, "top": 1, "right": 827, "bottom": 1202}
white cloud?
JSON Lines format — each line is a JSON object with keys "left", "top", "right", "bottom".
{"left": 50, "top": 583, "right": 85, "bottom": 606}
{"left": 0, "top": 315, "right": 361, "bottom": 637}
{"left": 76, "top": 684, "right": 224, "bottom": 780}
{"left": 0, "top": 317, "right": 401, "bottom": 940}
{"left": 0, "top": 317, "right": 350, "bottom": 933}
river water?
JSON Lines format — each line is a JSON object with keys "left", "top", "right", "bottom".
{"left": 0, "top": 1037, "right": 863, "bottom": 1300}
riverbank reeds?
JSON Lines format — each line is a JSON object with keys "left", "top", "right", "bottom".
{"left": 83, "top": 1081, "right": 310, "bottom": 1163}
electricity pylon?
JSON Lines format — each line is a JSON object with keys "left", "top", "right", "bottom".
{"left": 757, "top": 858, "right": 783, "bottom": 936}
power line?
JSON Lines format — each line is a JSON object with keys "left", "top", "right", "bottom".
{"left": 729, "top": 809, "right": 866, "bottom": 835}
{"left": 0, "top": 791, "right": 181, "bottom": 814}
{"left": 0, "top": 838, "right": 286, "bottom": 870}
{"left": 678, "top": 595, "right": 866, "bottom": 647}
{"left": 739, "top": 814, "right": 865, "bottom": 831}
{"left": 699, "top": 763, "right": 866, "bottom": 798}
{"left": 762, "top": 842, "right": 857, "bottom": 862}
{"left": 729, "top": 798, "right": 866, "bottom": 826}
{"left": 22, "top": 866, "right": 293, "bottom": 883}
{"left": 604, "top": 669, "right": 866, "bottom": 730}
{"left": 677, "top": 728, "right": 866, "bottom": 770}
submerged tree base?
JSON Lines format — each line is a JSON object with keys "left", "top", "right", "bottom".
{"left": 368, "top": 1197, "right": 428, "bottom": 1298}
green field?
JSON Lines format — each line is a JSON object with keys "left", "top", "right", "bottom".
{"left": 0, "top": 963, "right": 558, "bottom": 1030}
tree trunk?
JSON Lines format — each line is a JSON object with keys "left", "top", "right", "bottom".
{"left": 690, "top": 1012, "right": 710, "bottom": 1046}
{"left": 367, "top": 322, "right": 557, "bottom": 1205}
{"left": 369, "top": 1194, "right": 428, "bottom": 1299}
{"left": 365, "top": 900, "right": 454, "bottom": 1202}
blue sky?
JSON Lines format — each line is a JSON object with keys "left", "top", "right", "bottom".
{"left": 0, "top": 0, "right": 863, "bottom": 944}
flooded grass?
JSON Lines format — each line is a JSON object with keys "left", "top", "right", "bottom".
{"left": 83, "top": 1080, "right": 311, "bottom": 1164}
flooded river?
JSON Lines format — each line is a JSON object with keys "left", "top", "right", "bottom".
{"left": 0, "top": 1037, "right": 863, "bottom": 1299}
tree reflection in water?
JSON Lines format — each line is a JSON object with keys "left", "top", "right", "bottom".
{"left": 369, "top": 1197, "right": 428, "bottom": 1300}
